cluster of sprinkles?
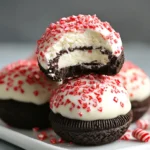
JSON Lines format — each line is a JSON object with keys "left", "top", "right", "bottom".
{"left": 50, "top": 74, "right": 127, "bottom": 117}
{"left": 36, "top": 14, "right": 123, "bottom": 62}
{"left": 0, "top": 60, "right": 52, "bottom": 96}
{"left": 120, "top": 118, "right": 150, "bottom": 142}
{"left": 32, "top": 127, "right": 66, "bottom": 144}
{"left": 34, "top": 118, "right": 150, "bottom": 144}
{"left": 116, "top": 61, "right": 149, "bottom": 98}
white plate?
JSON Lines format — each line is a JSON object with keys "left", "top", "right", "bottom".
{"left": 0, "top": 114, "right": 150, "bottom": 150}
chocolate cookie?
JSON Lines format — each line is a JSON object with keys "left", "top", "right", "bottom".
{"left": 49, "top": 74, "right": 132, "bottom": 145}
{"left": 50, "top": 110, "right": 132, "bottom": 145}
{"left": 0, "top": 100, "right": 49, "bottom": 129}
{"left": 131, "top": 96, "right": 150, "bottom": 122}
{"left": 0, "top": 60, "right": 59, "bottom": 129}
{"left": 37, "top": 14, "right": 124, "bottom": 81}
{"left": 116, "top": 61, "right": 150, "bottom": 122}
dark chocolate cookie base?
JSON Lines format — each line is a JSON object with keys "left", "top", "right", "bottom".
{"left": 49, "top": 110, "right": 132, "bottom": 146}
{"left": 39, "top": 50, "right": 124, "bottom": 81}
{"left": 0, "top": 100, "right": 50, "bottom": 129}
{"left": 131, "top": 96, "right": 150, "bottom": 122}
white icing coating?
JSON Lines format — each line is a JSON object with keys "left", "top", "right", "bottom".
{"left": 37, "top": 14, "right": 123, "bottom": 70}
{"left": 58, "top": 48, "right": 109, "bottom": 69}
{"left": 50, "top": 74, "right": 131, "bottom": 121}
{"left": 0, "top": 60, "right": 60, "bottom": 105}
{"left": 116, "top": 61, "right": 150, "bottom": 101}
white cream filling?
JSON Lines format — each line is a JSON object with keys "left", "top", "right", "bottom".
{"left": 58, "top": 49, "right": 109, "bottom": 69}
{"left": 39, "top": 29, "right": 122, "bottom": 69}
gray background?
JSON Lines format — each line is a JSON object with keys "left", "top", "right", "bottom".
{"left": 1, "top": 0, "right": 150, "bottom": 43}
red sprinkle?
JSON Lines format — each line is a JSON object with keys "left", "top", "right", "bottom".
{"left": 18, "top": 80, "right": 24, "bottom": 85}
{"left": 0, "top": 60, "right": 54, "bottom": 99}
{"left": 32, "top": 127, "right": 39, "bottom": 131}
{"left": 120, "top": 102, "right": 124, "bottom": 108}
{"left": 113, "top": 97, "right": 118, "bottom": 103}
{"left": 37, "top": 14, "right": 122, "bottom": 58}
{"left": 88, "top": 50, "right": 92, "bottom": 53}
{"left": 98, "top": 107, "right": 103, "bottom": 112}
{"left": 50, "top": 138, "right": 57, "bottom": 144}
{"left": 57, "top": 138, "right": 65, "bottom": 143}
{"left": 38, "top": 132, "right": 48, "bottom": 141}
{"left": 34, "top": 90, "right": 39, "bottom": 96}
{"left": 116, "top": 61, "right": 148, "bottom": 101}
{"left": 78, "top": 112, "right": 83, "bottom": 117}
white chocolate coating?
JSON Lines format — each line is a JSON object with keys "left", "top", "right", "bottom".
{"left": 37, "top": 14, "right": 123, "bottom": 70}
{"left": 116, "top": 61, "right": 150, "bottom": 101}
{"left": 50, "top": 74, "right": 131, "bottom": 121}
{"left": 0, "top": 60, "right": 59, "bottom": 105}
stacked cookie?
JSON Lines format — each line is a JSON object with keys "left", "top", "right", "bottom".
{"left": 36, "top": 14, "right": 132, "bottom": 145}
{"left": 2, "top": 14, "right": 150, "bottom": 146}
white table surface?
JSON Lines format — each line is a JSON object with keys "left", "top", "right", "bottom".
{"left": 0, "top": 43, "right": 150, "bottom": 150}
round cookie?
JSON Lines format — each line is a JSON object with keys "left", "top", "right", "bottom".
{"left": 37, "top": 14, "right": 124, "bottom": 81}
{"left": 116, "top": 61, "right": 150, "bottom": 122}
{"left": 49, "top": 74, "right": 132, "bottom": 145}
{"left": 0, "top": 60, "right": 59, "bottom": 129}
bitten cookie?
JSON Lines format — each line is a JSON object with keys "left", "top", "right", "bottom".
{"left": 37, "top": 14, "right": 124, "bottom": 81}
{"left": 116, "top": 61, "right": 150, "bottom": 122}
{"left": 0, "top": 60, "right": 59, "bottom": 129}
{"left": 49, "top": 74, "right": 132, "bottom": 145}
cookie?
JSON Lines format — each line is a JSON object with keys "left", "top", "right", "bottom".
{"left": 116, "top": 61, "right": 150, "bottom": 122}
{"left": 37, "top": 14, "right": 124, "bottom": 81}
{"left": 0, "top": 60, "right": 59, "bottom": 129}
{"left": 49, "top": 74, "right": 132, "bottom": 145}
